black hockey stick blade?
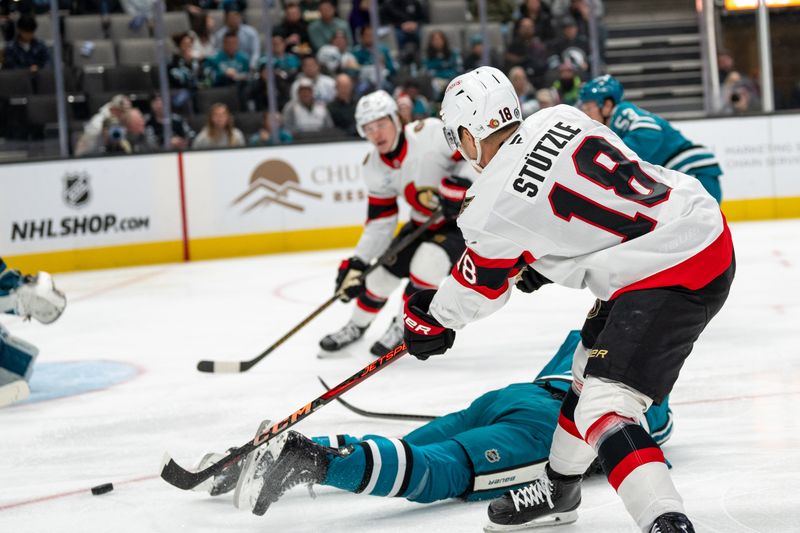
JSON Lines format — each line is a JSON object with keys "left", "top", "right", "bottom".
{"left": 318, "top": 377, "right": 436, "bottom": 422}
{"left": 162, "top": 343, "right": 409, "bottom": 490}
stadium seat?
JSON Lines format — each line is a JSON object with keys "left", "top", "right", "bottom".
{"left": 463, "top": 22, "right": 505, "bottom": 53}
{"left": 187, "top": 113, "right": 207, "bottom": 135}
{"left": 25, "top": 94, "right": 74, "bottom": 129}
{"left": 430, "top": 1, "right": 468, "bottom": 24}
{"left": 117, "top": 38, "right": 158, "bottom": 66}
{"left": 162, "top": 12, "right": 191, "bottom": 37}
{"left": 64, "top": 15, "right": 104, "bottom": 42}
{"left": 34, "top": 13, "right": 54, "bottom": 43}
{"left": 196, "top": 86, "right": 242, "bottom": 113}
{"left": 0, "top": 70, "right": 34, "bottom": 98}
{"left": 103, "top": 65, "right": 156, "bottom": 92}
{"left": 234, "top": 111, "right": 263, "bottom": 138}
{"left": 109, "top": 14, "right": 151, "bottom": 40}
{"left": 72, "top": 39, "right": 117, "bottom": 69}
{"left": 35, "top": 66, "right": 81, "bottom": 94}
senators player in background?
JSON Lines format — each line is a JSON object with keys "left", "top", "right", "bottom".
{"left": 400, "top": 68, "right": 734, "bottom": 533}
{"left": 317, "top": 90, "right": 476, "bottom": 358}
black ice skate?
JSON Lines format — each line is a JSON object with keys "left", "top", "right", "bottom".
{"left": 369, "top": 316, "right": 403, "bottom": 356}
{"left": 318, "top": 321, "right": 366, "bottom": 356}
{"left": 650, "top": 512, "right": 695, "bottom": 533}
{"left": 484, "top": 464, "right": 581, "bottom": 531}
{"left": 194, "top": 419, "right": 272, "bottom": 496}
{"left": 234, "top": 430, "right": 334, "bottom": 516}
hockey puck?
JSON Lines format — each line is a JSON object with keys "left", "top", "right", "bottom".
{"left": 91, "top": 483, "right": 114, "bottom": 495}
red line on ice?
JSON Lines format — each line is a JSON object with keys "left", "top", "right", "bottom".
{"left": 0, "top": 474, "right": 158, "bottom": 511}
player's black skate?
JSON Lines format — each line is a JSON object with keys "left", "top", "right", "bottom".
{"left": 194, "top": 419, "right": 272, "bottom": 496}
{"left": 649, "top": 512, "right": 694, "bottom": 533}
{"left": 234, "top": 430, "right": 334, "bottom": 516}
{"left": 484, "top": 464, "right": 581, "bottom": 531}
{"left": 369, "top": 316, "right": 403, "bottom": 356}
{"left": 318, "top": 321, "right": 366, "bottom": 357}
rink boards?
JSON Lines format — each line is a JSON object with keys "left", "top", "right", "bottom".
{"left": 2, "top": 113, "right": 799, "bottom": 273}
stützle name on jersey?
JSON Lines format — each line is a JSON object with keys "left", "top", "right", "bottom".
{"left": 506, "top": 121, "right": 583, "bottom": 202}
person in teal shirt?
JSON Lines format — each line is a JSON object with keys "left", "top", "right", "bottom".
{"left": 579, "top": 75, "right": 723, "bottom": 203}
{"left": 352, "top": 25, "right": 396, "bottom": 77}
{"left": 206, "top": 32, "right": 250, "bottom": 87}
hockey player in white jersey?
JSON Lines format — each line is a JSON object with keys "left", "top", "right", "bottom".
{"left": 400, "top": 67, "right": 735, "bottom": 533}
{"left": 318, "top": 90, "right": 475, "bottom": 357}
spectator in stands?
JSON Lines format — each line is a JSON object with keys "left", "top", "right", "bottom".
{"left": 423, "top": 29, "right": 463, "bottom": 101}
{"left": 547, "top": 15, "right": 590, "bottom": 74}
{"left": 396, "top": 94, "right": 413, "bottom": 124}
{"left": 249, "top": 111, "right": 293, "bottom": 145}
{"left": 282, "top": 78, "right": 334, "bottom": 133}
{"left": 309, "top": 0, "right": 352, "bottom": 52}
{"left": 348, "top": 0, "right": 369, "bottom": 41}
{"left": 566, "top": 0, "right": 606, "bottom": 61}
{"left": 144, "top": 93, "right": 195, "bottom": 150}
{"left": 721, "top": 73, "right": 761, "bottom": 115}
{"left": 327, "top": 73, "right": 357, "bottom": 135}
{"left": 192, "top": 102, "right": 245, "bottom": 148}
{"left": 505, "top": 16, "right": 548, "bottom": 87}
{"left": 261, "top": 33, "right": 301, "bottom": 77}
{"left": 353, "top": 26, "right": 397, "bottom": 95}
{"left": 468, "top": 0, "right": 514, "bottom": 23}
{"left": 297, "top": 0, "right": 322, "bottom": 20}
{"left": 518, "top": 0, "right": 555, "bottom": 43}
{"left": 509, "top": 66, "right": 539, "bottom": 118}
{"left": 214, "top": 6, "right": 260, "bottom": 69}
{"left": 396, "top": 79, "right": 430, "bottom": 119}
{"left": 291, "top": 55, "right": 335, "bottom": 103}
{"left": 462, "top": 33, "right": 499, "bottom": 71}
{"left": 169, "top": 32, "right": 207, "bottom": 110}
{"left": 536, "top": 86, "right": 560, "bottom": 108}
{"left": 1, "top": 15, "right": 48, "bottom": 71}
{"left": 275, "top": 2, "right": 311, "bottom": 56}
{"left": 551, "top": 59, "right": 581, "bottom": 105}
{"left": 103, "top": 108, "right": 153, "bottom": 154}
{"left": 207, "top": 31, "right": 250, "bottom": 87}
{"left": 717, "top": 49, "right": 735, "bottom": 84}
{"left": 75, "top": 94, "right": 132, "bottom": 156}
{"left": 191, "top": 13, "right": 217, "bottom": 60}
{"left": 316, "top": 30, "right": 359, "bottom": 76}
{"left": 380, "top": 0, "right": 426, "bottom": 65}
{"left": 120, "top": 0, "right": 156, "bottom": 33}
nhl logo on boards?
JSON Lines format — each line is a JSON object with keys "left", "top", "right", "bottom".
{"left": 62, "top": 172, "right": 91, "bottom": 209}
{"left": 485, "top": 449, "right": 501, "bottom": 463}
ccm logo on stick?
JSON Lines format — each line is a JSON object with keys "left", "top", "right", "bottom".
{"left": 403, "top": 314, "right": 432, "bottom": 335}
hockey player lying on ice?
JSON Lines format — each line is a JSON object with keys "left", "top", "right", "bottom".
{"left": 193, "top": 330, "right": 674, "bottom": 519}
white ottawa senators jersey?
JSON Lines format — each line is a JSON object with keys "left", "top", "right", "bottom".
{"left": 430, "top": 104, "right": 734, "bottom": 329}
{"left": 353, "top": 117, "right": 476, "bottom": 262}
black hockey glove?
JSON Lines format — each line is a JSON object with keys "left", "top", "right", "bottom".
{"left": 515, "top": 266, "right": 553, "bottom": 293}
{"left": 402, "top": 289, "right": 456, "bottom": 360}
{"left": 335, "top": 257, "right": 368, "bottom": 302}
{"left": 439, "top": 176, "right": 472, "bottom": 220}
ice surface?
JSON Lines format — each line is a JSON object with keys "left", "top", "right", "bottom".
{"left": 1, "top": 219, "right": 799, "bottom": 532}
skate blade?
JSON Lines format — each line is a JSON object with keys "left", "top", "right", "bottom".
{"left": 483, "top": 511, "right": 578, "bottom": 532}
{"left": 317, "top": 348, "right": 352, "bottom": 359}
{"left": 0, "top": 380, "right": 30, "bottom": 408}
{"left": 233, "top": 419, "right": 276, "bottom": 511}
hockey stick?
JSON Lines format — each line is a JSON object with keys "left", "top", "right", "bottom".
{"left": 196, "top": 208, "right": 443, "bottom": 373}
{"left": 161, "top": 343, "right": 409, "bottom": 490}
{"left": 318, "top": 377, "right": 436, "bottom": 421}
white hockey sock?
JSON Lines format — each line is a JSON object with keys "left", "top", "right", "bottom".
{"left": 548, "top": 386, "right": 597, "bottom": 475}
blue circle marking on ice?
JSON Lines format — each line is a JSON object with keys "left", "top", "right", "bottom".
{"left": 16, "top": 360, "right": 140, "bottom": 405}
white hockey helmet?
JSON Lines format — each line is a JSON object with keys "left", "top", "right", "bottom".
{"left": 355, "top": 90, "right": 401, "bottom": 140}
{"left": 440, "top": 66, "right": 522, "bottom": 171}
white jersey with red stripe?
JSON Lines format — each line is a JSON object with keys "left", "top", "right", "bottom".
{"left": 430, "top": 104, "right": 733, "bottom": 329}
{"left": 353, "top": 117, "right": 474, "bottom": 263}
